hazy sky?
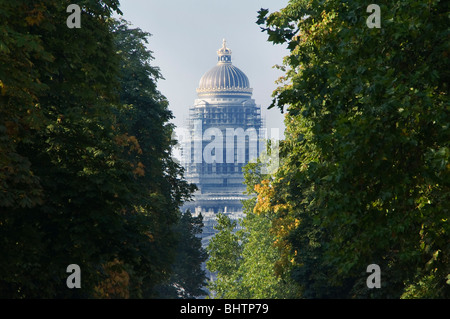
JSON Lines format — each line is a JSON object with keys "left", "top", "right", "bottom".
{"left": 115, "top": 0, "right": 290, "bottom": 136}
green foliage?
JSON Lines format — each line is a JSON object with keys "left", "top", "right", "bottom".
{"left": 156, "top": 210, "right": 208, "bottom": 299}
{"left": 0, "top": 1, "right": 194, "bottom": 298}
{"left": 111, "top": 19, "right": 196, "bottom": 298}
{"left": 257, "top": 0, "right": 449, "bottom": 298}
{"left": 0, "top": 0, "right": 51, "bottom": 210}
{"left": 206, "top": 161, "right": 297, "bottom": 299}
{"left": 401, "top": 270, "right": 445, "bottom": 299}
{"left": 1, "top": 0, "right": 126, "bottom": 298}
{"left": 239, "top": 198, "right": 297, "bottom": 298}
{"left": 206, "top": 212, "right": 244, "bottom": 298}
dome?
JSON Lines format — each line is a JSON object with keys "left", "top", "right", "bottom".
{"left": 197, "top": 39, "right": 253, "bottom": 98}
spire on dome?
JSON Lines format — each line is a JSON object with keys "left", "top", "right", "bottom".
{"left": 217, "top": 38, "right": 232, "bottom": 63}
{"left": 221, "top": 39, "right": 228, "bottom": 51}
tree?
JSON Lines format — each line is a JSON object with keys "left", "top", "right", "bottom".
{"left": 240, "top": 161, "right": 299, "bottom": 298}
{"left": 206, "top": 213, "right": 244, "bottom": 298}
{"left": 257, "top": 0, "right": 449, "bottom": 298}
{"left": 240, "top": 163, "right": 298, "bottom": 298}
{"left": 156, "top": 210, "right": 208, "bottom": 299}
{"left": 0, "top": 2, "right": 194, "bottom": 298}
{"left": 1, "top": 0, "right": 128, "bottom": 298}
{"left": 206, "top": 161, "right": 297, "bottom": 299}
{"left": 110, "top": 19, "right": 196, "bottom": 298}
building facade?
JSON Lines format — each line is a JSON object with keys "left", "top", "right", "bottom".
{"left": 181, "top": 40, "right": 264, "bottom": 247}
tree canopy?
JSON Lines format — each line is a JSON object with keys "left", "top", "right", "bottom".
{"left": 207, "top": 0, "right": 449, "bottom": 299}
{"left": 0, "top": 0, "right": 195, "bottom": 298}
{"left": 254, "top": 0, "right": 449, "bottom": 298}
{"left": 206, "top": 161, "right": 298, "bottom": 299}
{"left": 1, "top": 0, "right": 448, "bottom": 300}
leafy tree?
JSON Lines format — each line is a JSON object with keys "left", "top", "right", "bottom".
{"left": 240, "top": 163, "right": 298, "bottom": 298}
{"left": 110, "top": 19, "right": 196, "bottom": 298}
{"left": 206, "top": 212, "right": 244, "bottom": 298}
{"left": 257, "top": 0, "right": 449, "bottom": 298}
{"left": 0, "top": 1, "right": 194, "bottom": 298}
{"left": 0, "top": 0, "right": 52, "bottom": 210}
{"left": 1, "top": 0, "right": 127, "bottom": 298}
{"left": 206, "top": 161, "right": 297, "bottom": 299}
{"left": 239, "top": 216, "right": 298, "bottom": 299}
{"left": 156, "top": 210, "right": 208, "bottom": 299}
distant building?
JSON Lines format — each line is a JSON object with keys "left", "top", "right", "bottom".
{"left": 181, "top": 40, "right": 264, "bottom": 248}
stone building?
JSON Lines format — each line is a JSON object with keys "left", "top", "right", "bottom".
{"left": 181, "top": 40, "right": 264, "bottom": 248}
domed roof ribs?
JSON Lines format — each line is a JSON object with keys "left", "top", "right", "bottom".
{"left": 220, "top": 64, "right": 225, "bottom": 88}
{"left": 196, "top": 40, "right": 253, "bottom": 98}
{"left": 229, "top": 64, "right": 241, "bottom": 88}
{"left": 226, "top": 64, "right": 232, "bottom": 88}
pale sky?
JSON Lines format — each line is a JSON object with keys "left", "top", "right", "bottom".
{"left": 115, "top": 0, "right": 289, "bottom": 137}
